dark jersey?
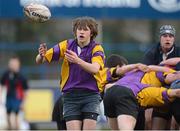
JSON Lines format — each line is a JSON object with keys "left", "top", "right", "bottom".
{"left": 143, "top": 43, "right": 180, "bottom": 65}
{"left": 1, "top": 70, "right": 28, "bottom": 100}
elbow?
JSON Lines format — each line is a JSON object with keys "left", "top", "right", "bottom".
{"left": 165, "top": 74, "right": 178, "bottom": 84}
{"left": 36, "top": 60, "right": 41, "bottom": 64}
{"left": 35, "top": 54, "right": 45, "bottom": 64}
{"left": 91, "top": 63, "right": 101, "bottom": 74}
{"left": 92, "top": 68, "right": 99, "bottom": 74}
{"left": 35, "top": 58, "right": 42, "bottom": 64}
{"left": 91, "top": 66, "right": 100, "bottom": 74}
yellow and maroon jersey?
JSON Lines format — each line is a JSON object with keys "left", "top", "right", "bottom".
{"left": 114, "top": 69, "right": 176, "bottom": 108}
{"left": 45, "top": 39, "right": 109, "bottom": 93}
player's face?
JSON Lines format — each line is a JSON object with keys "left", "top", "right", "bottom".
{"left": 160, "top": 33, "right": 175, "bottom": 53}
{"left": 76, "top": 26, "right": 91, "bottom": 46}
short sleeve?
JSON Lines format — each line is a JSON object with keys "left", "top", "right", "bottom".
{"left": 45, "top": 40, "right": 67, "bottom": 63}
{"left": 91, "top": 45, "right": 105, "bottom": 69}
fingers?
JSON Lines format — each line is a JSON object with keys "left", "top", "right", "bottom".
{"left": 39, "top": 43, "right": 47, "bottom": 57}
{"left": 65, "top": 50, "right": 79, "bottom": 63}
{"left": 66, "top": 50, "right": 76, "bottom": 55}
{"left": 65, "top": 52, "right": 74, "bottom": 62}
{"left": 138, "top": 64, "right": 150, "bottom": 72}
{"left": 65, "top": 50, "right": 75, "bottom": 62}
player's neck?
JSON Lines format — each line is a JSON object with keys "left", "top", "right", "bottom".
{"left": 78, "top": 40, "right": 90, "bottom": 48}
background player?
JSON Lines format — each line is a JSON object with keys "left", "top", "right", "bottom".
{"left": 0, "top": 56, "right": 29, "bottom": 130}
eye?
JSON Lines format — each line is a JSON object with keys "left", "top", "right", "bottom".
{"left": 169, "top": 35, "right": 174, "bottom": 38}
{"left": 162, "top": 34, "right": 168, "bottom": 37}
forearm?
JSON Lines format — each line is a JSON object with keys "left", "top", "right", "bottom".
{"left": 116, "top": 64, "right": 139, "bottom": 76}
{"left": 165, "top": 74, "right": 180, "bottom": 84}
{"left": 0, "top": 85, "right": 6, "bottom": 104}
{"left": 148, "top": 65, "right": 171, "bottom": 72}
{"left": 160, "top": 57, "right": 180, "bottom": 66}
{"left": 77, "top": 59, "right": 100, "bottom": 74}
{"left": 36, "top": 54, "right": 46, "bottom": 64}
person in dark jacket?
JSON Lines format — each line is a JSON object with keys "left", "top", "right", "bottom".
{"left": 0, "top": 56, "right": 29, "bottom": 130}
{"left": 143, "top": 25, "right": 180, "bottom": 65}
{"left": 142, "top": 25, "right": 180, "bottom": 130}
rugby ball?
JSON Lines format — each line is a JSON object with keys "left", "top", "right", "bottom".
{"left": 23, "top": 3, "right": 51, "bottom": 23}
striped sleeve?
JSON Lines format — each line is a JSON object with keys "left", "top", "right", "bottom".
{"left": 106, "top": 67, "right": 119, "bottom": 83}
{"left": 162, "top": 89, "right": 174, "bottom": 104}
{"left": 156, "top": 69, "right": 176, "bottom": 84}
{"left": 45, "top": 40, "right": 67, "bottom": 63}
{"left": 91, "top": 45, "right": 105, "bottom": 68}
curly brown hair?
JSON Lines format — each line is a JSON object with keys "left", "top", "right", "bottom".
{"left": 72, "top": 16, "right": 98, "bottom": 40}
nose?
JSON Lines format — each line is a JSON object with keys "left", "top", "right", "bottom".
{"left": 78, "top": 30, "right": 85, "bottom": 35}
{"left": 166, "top": 36, "right": 173, "bottom": 40}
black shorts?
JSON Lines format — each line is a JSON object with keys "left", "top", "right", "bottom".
{"left": 65, "top": 112, "right": 98, "bottom": 122}
{"left": 171, "top": 98, "right": 180, "bottom": 124}
{"left": 63, "top": 89, "right": 101, "bottom": 122}
{"left": 152, "top": 105, "right": 172, "bottom": 120}
{"left": 152, "top": 98, "right": 180, "bottom": 123}
{"left": 134, "top": 108, "right": 145, "bottom": 130}
{"left": 52, "top": 95, "right": 66, "bottom": 130}
{"left": 6, "top": 97, "right": 22, "bottom": 114}
{"left": 103, "top": 85, "right": 139, "bottom": 119}
{"left": 52, "top": 95, "right": 64, "bottom": 122}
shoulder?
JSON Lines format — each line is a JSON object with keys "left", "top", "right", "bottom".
{"left": 148, "top": 43, "right": 160, "bottom": 52}
{"left": 56, "top": 39, "right": 76, "bottom": 46}
{"left": 1, "top": 70, "right": 9, "bottom": 78}
{"left": 145, "top": 43, "right": 160, "bottom": 55}
{"left": 92, "top": 43, "right": 104, "bottom": 52}
{"left": 58, "top": 39, "right": 69, "bottom": 46}
{"left": 173, "top": 44, "right": 180, "bottom": 55}
{"left": 56, "top": 39, "right": 71, "bottom": 49}
{"left": 174, "top": 44, "right": 180, "bottom": 50}
{"left": 65, "top": 39, "right": 77, "bottom": 49}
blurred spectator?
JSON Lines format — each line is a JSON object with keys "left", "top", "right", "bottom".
{"left": 0, "top": 56, "right": 29, "bottom": 130}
